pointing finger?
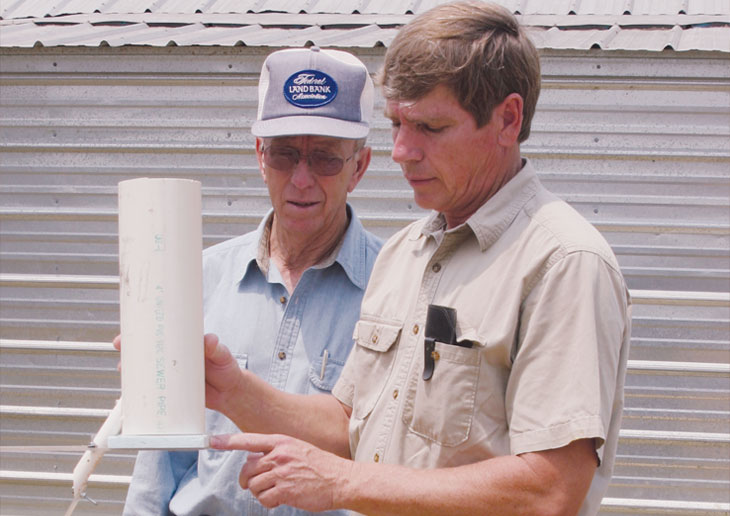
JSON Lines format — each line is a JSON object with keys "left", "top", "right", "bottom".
{"left": 209, "top": 433, "right": 279, "bottom": 454}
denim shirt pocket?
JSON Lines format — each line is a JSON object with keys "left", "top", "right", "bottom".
{"left": 401, "top": 335, "right": 482, "bottom": 447}
{"left": 351, "top": 319, "right": 402, "bottom": 420}
{"left": 308, "top": 352, "right": 345, "bottom": 393}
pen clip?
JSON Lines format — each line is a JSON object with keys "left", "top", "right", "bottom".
{"left": 423, "top": 338, "right": 436, "bottom": 381}
{"left": 320, "top": 349, "right": 328, "bottom": 381}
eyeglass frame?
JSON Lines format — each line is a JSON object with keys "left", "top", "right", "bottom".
{"left": 259, "top": 143, "right": 362, "bottom": 177}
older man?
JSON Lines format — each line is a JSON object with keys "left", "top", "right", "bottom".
{"left": 122, "top": 47, "right": 382, "bottom": 516}
{"left": 208, "top": 3, "right": 632, "bottom": 515}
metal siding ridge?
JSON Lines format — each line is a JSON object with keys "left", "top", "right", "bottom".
{"left": 0, "top": 339, "right": 115, "bottom": 351}
{"left": 0, "top": 405, "right": 111, "bottom": 417}
{"left": 589, "top": 221, "right": 729, "bottom": 234}
{"left": 0, "top": 273, "right": 119, "bottom": 287}
{"left": 556, "top": 194, "right": 730, "bottom": 209}
{"left": 0, "top": 470, "right": 130, "bottom": 484}
{"left": 619, "top": 428, "right": 730, "bottom": 443}
{"left": 627, "top": 359, "right": 730, "bottom": 374}
{"left": 602, "top": 497, "right": 730, "bottom": 511}
{"left": 630, "top": 289, "right": 730, "bottom": 304}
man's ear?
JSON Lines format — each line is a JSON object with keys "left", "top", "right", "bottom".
{"left": 347, "top": 145, "right": 371, "bottom": 193}
{"left": 255, "top": 138, "right": 267, "bottom": 184}
{"left": 496, "top": 93, "right": 523, "bottom": 147}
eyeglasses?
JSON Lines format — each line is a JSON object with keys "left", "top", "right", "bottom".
{"left": 261, "top": 145, "right": 359, "bottom": 177}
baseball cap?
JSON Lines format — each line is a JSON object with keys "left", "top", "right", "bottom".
{"left": 252, "top": 46, "right": 374, "bottom": 139}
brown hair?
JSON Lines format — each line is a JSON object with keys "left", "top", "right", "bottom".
{"left": 379, "top": 1, "right": 541, "bottom": 142}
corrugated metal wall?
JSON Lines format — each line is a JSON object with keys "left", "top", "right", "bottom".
{"left": 1, "top": 45, "right": 729, "bottom": 515}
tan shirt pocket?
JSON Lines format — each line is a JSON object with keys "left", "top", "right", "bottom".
{"left": 402, "top": 342, "right": 481, "bottom": 447}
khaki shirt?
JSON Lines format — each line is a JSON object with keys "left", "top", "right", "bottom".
{"left": 333, "top": 160, "right": 631, "bottom": 515}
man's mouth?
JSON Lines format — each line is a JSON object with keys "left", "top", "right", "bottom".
{"left": 289, "top": 200, "right": 318, "bottom": 208}
{"left": 406, "top": 176, "right": 433, "bottom": 186}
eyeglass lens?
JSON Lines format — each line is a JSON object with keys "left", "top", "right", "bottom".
{"left": 262, "top": 146, "right": 352, "bottom": 177}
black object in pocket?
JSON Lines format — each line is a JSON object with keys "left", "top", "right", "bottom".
{"left": 423, "top": 304, "right": 471, "bottom": 380}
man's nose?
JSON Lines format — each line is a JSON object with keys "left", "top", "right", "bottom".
{"left": 289, "top": 157, "right": 317, "bottom": 189}
{"left": 391, "top": 126, "right": 423, "bottom": 164}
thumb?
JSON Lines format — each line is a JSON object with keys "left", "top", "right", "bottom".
{"left": 204, "top": 333, "right": 231, "bottom": 365}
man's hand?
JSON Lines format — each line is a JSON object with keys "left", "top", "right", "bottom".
{"left": 202, "top": 333, "right": 246, "bottom": 415}
{"left": 210, "top": 433, "right": 351, "bottom": 512}
{"left": 113, "top": 333, "right": 244, "bottom": 416}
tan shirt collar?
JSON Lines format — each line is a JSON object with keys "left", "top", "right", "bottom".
{"left": 419, "top": 159, "right": 539, "bottom": 252}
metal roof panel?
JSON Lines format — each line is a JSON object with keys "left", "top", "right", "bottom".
{"left": 630, "top": 0, "right": 686, "bottom": 16}
{"left": 4, "top": 0, "right": 730, "bottom": 17}
{"left": 1, "top": 1, "right": 728, "bottom": 51}
{"left": 22, "top": 11, "right": 724, "bottom": 28}
{"left": 2, "top": 19, "right": 728, "bottom": 51}
{"left": 678, "top": 25, "right": 730, "bottom": 51}
{"left": 686, "top": 0, "right": 730, "bottom": 15}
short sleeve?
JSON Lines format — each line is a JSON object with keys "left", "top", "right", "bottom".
{"left": 506, "top": 250, "right": 629, "bottom": 458}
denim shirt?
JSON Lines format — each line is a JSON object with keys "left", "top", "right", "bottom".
{"left": 123, "top": 205, "right": 382, "bottom": 516}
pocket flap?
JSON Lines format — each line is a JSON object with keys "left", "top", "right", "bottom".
{"left": 354, "top": 319, "right": 401, "bottom": 353}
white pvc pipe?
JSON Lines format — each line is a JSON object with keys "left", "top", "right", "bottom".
{"left": 116, "top": 178, "right": 205, "bottom": 441}
{"left": 65, "top": 400, "right": 124, "bottom": 516}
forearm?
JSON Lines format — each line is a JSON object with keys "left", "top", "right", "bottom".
{"left": 340, "top": 460, "right": 538, "bottom": 516}
{"left": 218, "top": 369, "right": 351, "bottom": 457}
{"left": 338, "top": 440, "right": 595, "bottom": 516}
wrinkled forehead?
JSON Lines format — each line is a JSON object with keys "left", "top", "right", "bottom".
{"left": 384, "top": 98, "right": 417, "bottom": 118}
{"left": 384, "top": 85, "right": 471, "bottom": 125}
{"left": 384, "top": 97, "right": 458, "bottom": 126}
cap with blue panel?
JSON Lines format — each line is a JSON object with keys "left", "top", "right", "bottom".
{"left": 252, "top": 46, "right": 374, "bottom": 139}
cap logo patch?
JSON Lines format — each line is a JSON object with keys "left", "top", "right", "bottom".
{"left": 284, "top": 70, "right": 338, "bottom": 108}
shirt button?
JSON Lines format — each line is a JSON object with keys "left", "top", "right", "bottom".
{"left": 412, "top": 324, "right": 419, "bottom": 335}
{"left": 392, "top": 389, "right": 399, "bottom": 399}
{"left": 371, "top": 334, "right": 379, "bottom": 344}
{"left": 279, "top": 296, "right": 287, "bottom": 304}
{"left": 278, "top": 351, "right": 286, "bottom": 360}
{"left": 373, "top": 453, "right": 380, "bottom": 463}
{"left": 432, "top": 263, "right": 441, "bottom": 273}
